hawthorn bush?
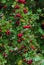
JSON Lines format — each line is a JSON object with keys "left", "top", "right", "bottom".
{"left": 0, "top": 0, "right": 44, "bottom": 65}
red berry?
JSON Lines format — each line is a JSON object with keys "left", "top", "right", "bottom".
{"left": 27, "top": 60, "right": 33, "bottom": 64}
{"left": 5, "top": 30, "right": 10, "bottom": 35}
{"left": 21, "top": 44, "right": 25, "bottom": 48}
{"left": 31, "top": 45, "right": 35, "bottom": 50}
{"left": 23, "top": 8, "right": 28, "bottom": 14}
{"left": 3, "top": 53, "right": 7, "bottom": 57}
{"left": 18, "top": 39, "right": 21, "bottom": 43}
{"left": 3, "top": 5, "right": 7, "bottom": 9}
{"left": 24, "top": 50, "right": 28, "bottom": 53}
{"left": 41, "top": 22, "right": 44, "bottom": 29}
{"left": 16, "top": 13, "right": 22, "bottom": 18}
{"left": 17, "top": 0, "right": 26, "bottom": 4}
{"left": 15, "top": 5, "right": 20, "bottom": 9}
{"left": 16, "top": 21, "right": 20, "bottom": 26}
{"left": 18, "top": 33, "right": 23, "bottom": 38}
{"left": 23, "top": 25, "right": 31, "bottom": 28}
{"left": 0, "top": 29, "right": 2, "bottom": 32}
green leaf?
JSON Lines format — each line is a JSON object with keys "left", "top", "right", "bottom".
{"left": 33, "top": 55, "right": 42, "bottom": 61}
{"left": 2, "top": 0, "right": 6, "bottom": 3}
{"left": 38, "top": 28, "right": 43, "bottom": 34}
{"left": 12, "top": 2, "right": 16, "bottom": 8}
{"left": 37, "top": 8, "right": 42, "bottom": 13}
{"left": 41, "top": 60, "right": 44, "bottom": 65}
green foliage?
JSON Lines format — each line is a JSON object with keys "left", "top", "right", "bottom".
{"left": 0, "top": 0, "right": 44, "bottom": 65}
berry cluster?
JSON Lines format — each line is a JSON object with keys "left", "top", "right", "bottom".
{"left": 0, "top": 0, "right": 44, "bottom": 65}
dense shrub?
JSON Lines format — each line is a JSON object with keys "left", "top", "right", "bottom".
{"left": 0, "top": 0, "right": 44, "bottom": 65}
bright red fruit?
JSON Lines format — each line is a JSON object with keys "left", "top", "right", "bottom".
{"left": 23, "top": 25, "right": 31, "bottom": 28}
{"left": 23, "top": 8, "right": 28, "bottom": 14}
{"left": 5, "top": 30, "right": 11, "bottom": 35}
{"left": 15, "top": 5, "right": 20, "bottom": 9}
{"left": 17, "top": 0, "right": 26, "bottom": 4}
{"left": 18, "top": 33, "right": 23, "bottom": 38}
{"left": 16, "top": 13, "right": 22, "bottom": 18}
